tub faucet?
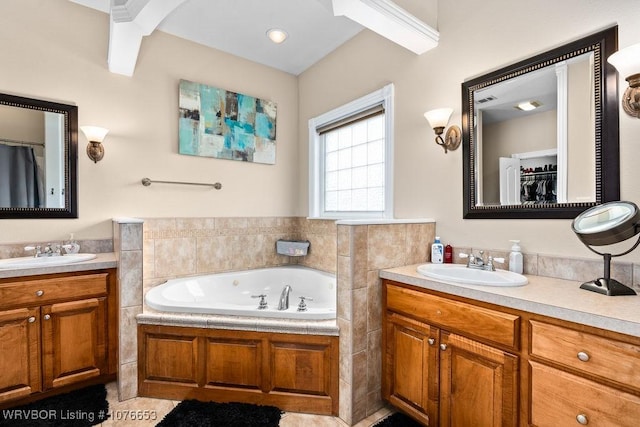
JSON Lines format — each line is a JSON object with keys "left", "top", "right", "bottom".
{"left": 278, "top": 285, "right": 292, "bottom": 310}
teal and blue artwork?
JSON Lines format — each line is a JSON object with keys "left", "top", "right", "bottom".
{"left": 178, "top": 79, "right": 277, "bottom": 164}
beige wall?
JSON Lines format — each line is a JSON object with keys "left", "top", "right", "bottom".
{"left": 0, "top": 0, "right": 298, "bottom": 242}
{"left": 3, "top": 0, "right": 640, "bottom": 264}
{"left": 298, "top": 0, "right": 640, "bottom": 262}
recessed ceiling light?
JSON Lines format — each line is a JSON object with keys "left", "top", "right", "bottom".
{"left": 515, "top": 101, "right": 542, "bottom": 111}
{"left": 266, "top": 29, "right": 288, "bottom": 44}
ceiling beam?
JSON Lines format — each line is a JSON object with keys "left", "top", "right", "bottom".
{"left": 108, "top": 0, "right": 187, "bottom": 76}
{"left": 332, "top": 0, "right": 439, "bottom": 55}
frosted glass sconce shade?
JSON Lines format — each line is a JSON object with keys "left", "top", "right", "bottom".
{"left": 424, "top": 108, "right": 453, "bottom": 129}
{"left": 607, "top": 43, "right": 640, "bottom": 118}
{"left": 80, "top": 126, "right": 109, "bottom": 163}
{"left": 424, "top": 108, "right": 461, "bottom": 153}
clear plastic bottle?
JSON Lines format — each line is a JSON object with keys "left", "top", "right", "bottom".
{"left": 508, "top": 240, "right": 523, "bottom": 274}
{"left": 431, "top": 237, "right": 444, "bottom": 264}
{"left": 64, "top": 233, "right": 80, "bottom": 254}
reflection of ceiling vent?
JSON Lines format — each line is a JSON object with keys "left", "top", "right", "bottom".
{"left": 476, "top": 95, "right": 497, "bottom": 104}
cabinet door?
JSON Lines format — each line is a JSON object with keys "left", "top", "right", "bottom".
{"left": 0, "top": 308, "right": 41, "bottom": 402}
{"left": 384, "top": 312, "right": 438, "bottom": 426}
{"left": 439, "top": 332, "right": 518, "bottom": 427}
{"left": 41, "top": 298, "right": 107, "bottom": 389}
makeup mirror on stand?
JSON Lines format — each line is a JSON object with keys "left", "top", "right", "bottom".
{"left": 571, "top": 201, "right": 640, "bottom": 296}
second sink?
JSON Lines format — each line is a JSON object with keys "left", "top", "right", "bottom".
{"left": 0, "top": 253, "right": 97, "bottom": 270}
{"left": 417, "top": 263, "right": 528, "bottom": 287}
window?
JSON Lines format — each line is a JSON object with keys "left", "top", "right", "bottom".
{"left": 308, "top": 84, "right": 394, "bottom": 219}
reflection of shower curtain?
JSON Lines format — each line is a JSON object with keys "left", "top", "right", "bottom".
{"left": 0, "top": 145, "right": 41, "bottom": 208}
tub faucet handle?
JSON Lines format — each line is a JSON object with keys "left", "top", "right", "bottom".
{"left": 297, "top": 296, "right": 314, "bottom": 312}
{"left": 251, "top": 294, "right": 268, "bottom": 310}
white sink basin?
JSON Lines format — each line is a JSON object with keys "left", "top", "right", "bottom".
{"left": 417, "top": 263, "right": 528, "bottom": 287}
{"left": 0, "top": 253, "right": 97, "bottom": 270}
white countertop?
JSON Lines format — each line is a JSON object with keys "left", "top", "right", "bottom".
{"left": 0, "top": 253, "right": 117, "bottom": 279}
{"left": 380, "top": 264, "right": 640, "bottom": 338}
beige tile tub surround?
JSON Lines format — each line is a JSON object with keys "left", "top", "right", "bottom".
{"left": 336, "top": 221, "right": 435, "bottom": 425}
{"left": 113, "top": 218, "right": 144, "bottom": 401}
{"left": 142, "top": 217, "right": 337, "bottom": 291}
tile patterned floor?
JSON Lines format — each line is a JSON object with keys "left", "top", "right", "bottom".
{"left": 100, "top": 382, "right": 394, "bottom": 426}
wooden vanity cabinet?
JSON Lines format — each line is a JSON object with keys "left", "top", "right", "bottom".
{"left": 382, "top": 278, "right": 640, "bottom": 427}
{"left": 0, "top": 270, "right": 117, "bottom": 406}
{"left": 383, "top": 281, "right": 519, "bottom": 426}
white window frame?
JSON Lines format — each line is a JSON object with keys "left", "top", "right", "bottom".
{"left": 308, "top": 83, "right": 394, "bottom": 219}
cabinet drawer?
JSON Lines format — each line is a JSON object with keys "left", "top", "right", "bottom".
{"left": 530, "top": 320, "right": 640, "bottom": 391}
{"left": 531, "top": 361, "right": 640, "bottom": 427}
{"left": 386, "top": 284, "right": 519, "bottom": 349}
{"left": 0, "top": 274, "right": 108, "bottom": 309}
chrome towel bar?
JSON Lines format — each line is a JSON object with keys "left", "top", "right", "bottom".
{"left": 141, "top": 177, "right": 222, "bottom": 189}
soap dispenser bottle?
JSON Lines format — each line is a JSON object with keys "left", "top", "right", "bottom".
{"left": 431, "top": 237, "right": 444, "bottom": 264}
{"left": 508, "top": 240, "right": 523, "bottom": 274}
{"left": 63, "top": 233, "right": 80, "bottom": 254}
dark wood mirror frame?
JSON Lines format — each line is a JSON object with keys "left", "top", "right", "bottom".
{"left": 462, "top": 26, "right": 619, "bottom": 219}
{"left": 0, "top": 93, "right": 78, "bottom": 219}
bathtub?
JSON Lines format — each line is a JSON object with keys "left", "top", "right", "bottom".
{"left": 145, "top": 265, "right": 336, "bottom": 320}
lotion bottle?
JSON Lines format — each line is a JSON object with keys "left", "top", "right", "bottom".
{"left": 431, "top": 237, "right": 444, "bottom": 264}
{"left": 508, "top": 240, "right": 523, "bottom": 274}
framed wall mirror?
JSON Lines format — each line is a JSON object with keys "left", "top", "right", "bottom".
{"left": 0, "top": 93, "right": 78, "bottom": 218}
{"left": 462, "top": 26, "right": 619, "bottom": 219}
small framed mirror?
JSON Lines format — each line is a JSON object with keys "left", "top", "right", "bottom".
{"left": 0, "top": 93, "right": 78, "bottom": 218}
{"left": 462, "top": 26, "right": 619, "bottom": 219}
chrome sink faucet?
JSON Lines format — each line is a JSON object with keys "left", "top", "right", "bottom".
{"left": 278, "top": 284, "right": 292, "bottom": 310}
{"left": 25, "top": 243, "right": 62, "bottom": 258}
{"left": 460, "top": 251, "right": 504, "bottom": 271}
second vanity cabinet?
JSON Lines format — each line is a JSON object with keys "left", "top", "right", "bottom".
{"left": 383, "top": 282, "right": 519, "bottom": 426}
{"left": 382, "top": 278, "right": 640, "bottom": 427}
{"left": 0, "top": 270, "right": 117, "bottom": 406}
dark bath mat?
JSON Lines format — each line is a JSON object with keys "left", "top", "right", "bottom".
{"left": 0, "top": 383, "right": 108, "bottom": 427}
{"left": 373, "top": 411, "right": 423, "bottom": 427}
{"left": 156, "top": 400, "right": 283, "bottom": 427}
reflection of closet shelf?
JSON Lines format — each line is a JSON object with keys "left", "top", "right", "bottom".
{"left": 521, "top": 171, "right": 557, "bottom": 178}
{"left": 0, "top": 137, "right": 44, "bottom": 147}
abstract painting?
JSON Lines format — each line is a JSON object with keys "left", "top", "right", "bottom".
{"left": 178, "top": 79, "right": 277, "bottom": 164}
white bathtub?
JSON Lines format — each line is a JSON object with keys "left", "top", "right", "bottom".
{"left": 145, "top": 266, "right": 336, "bottom": 320}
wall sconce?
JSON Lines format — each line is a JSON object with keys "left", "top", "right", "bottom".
{"left": 607, "top": 42, "right": 640, "bottom": 118}
{"left": 80, "top": 126, "right": 109, "bottom": 163}
{"left": 424, "top": 108, "right": 461, "bottom": 153}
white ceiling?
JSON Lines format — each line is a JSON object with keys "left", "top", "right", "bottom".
{"left": 71, "top": 0, "right": 364, "bottom": 75}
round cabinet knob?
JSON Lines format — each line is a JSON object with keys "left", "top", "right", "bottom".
{"left": 577, "top": 351, "right": 590, "bottom": 362}
{"left": 428, "top": 338, "right": 435, "bottom": 346}
{"left": 35, "top": 290, "right": 44, "bottom": 297}
{"left": 576, "top": 413, "right": 588, "bottom": 425}
{"left": 440, "top": 343, "right": 448, "bottom": 351}
{"left": 28, "top": 316, "right": 36, "bottom": 323}
{"left": 43, "top": 314, "right": 51, "bottom": 320}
